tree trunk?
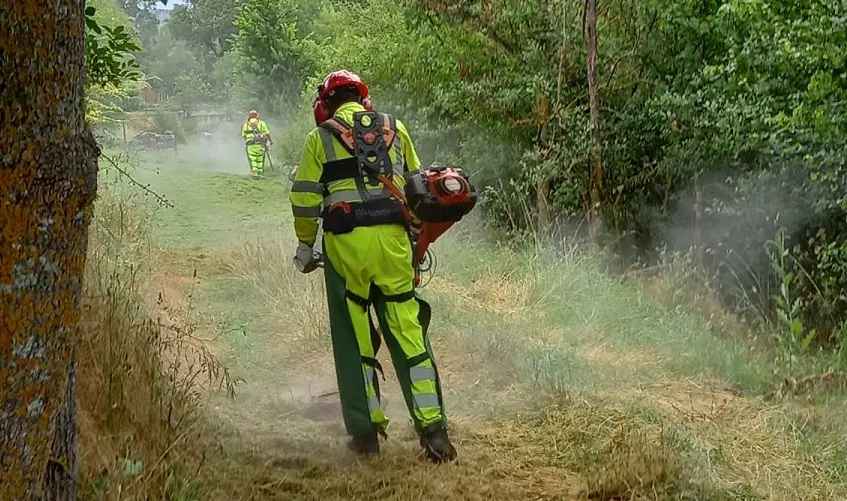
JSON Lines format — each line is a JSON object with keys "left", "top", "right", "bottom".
{"left": 694, "top": 172, "right": 704, "bottom": 267}
{"left": 0, "top": 1, "right": 99, "bottom": 499}
{"left": 534, "top": 94, "right": 552, "bottom": 237}
{"left": 536, "top": 178, "right": 552, "bottom": 236}
{"left": 586, "top": 0, "right": 605, "bottom": 249}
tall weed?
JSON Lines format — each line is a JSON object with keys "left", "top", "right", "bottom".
{"left": 77, "top": 168, "right": 236, "bottom": 500}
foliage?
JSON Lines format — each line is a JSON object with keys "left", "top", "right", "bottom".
{"left": 114, "top": 0, "right": 162, "bottom": 49}
{"left": 149, "top": 109, "right": 188, "bottom": 142}
{"left": 769, "top": 229, "right": 817, "bottom": 373}
{"left": 168, "top": 0, "right": 244, "bottom": 60}
{"left": 86, "top": 77, "right": 146, "bottom": 127}
{"left": 85, "top": 0, "right": 149, "bottom": 131}
{"left": 85, "top": 4, "right": 143, "bottom": 87}
{"left": 230, "top": 0, "right": 321, "bottom": 112}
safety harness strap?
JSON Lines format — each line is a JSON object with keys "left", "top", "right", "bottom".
{"left": 345, "top": 289, "right": 370, "bottom": 308}
{"left": 319, "top": 117, "right": 356, "bottom": 154}
{"left": 319, "top": 158, "right": 359, "bottom": 185}
{"left": 361, "top": 356, "right": 386, "bottom": 381}
{"left": 407, "top": 352, "right": 432, "bottom": 368}
{"left": 319, "top": 114, "right": 396, "bottom": 156}
{"left": 383, "top": 290, "right": 415, "bottom": 303}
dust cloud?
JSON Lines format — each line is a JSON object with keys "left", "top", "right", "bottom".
{"left": 183, "top": 121, "right": 256, "bottom": 175}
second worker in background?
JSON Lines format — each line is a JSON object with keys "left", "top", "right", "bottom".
{"left": 242, "top": 109, "right": 272, "bottom": 179}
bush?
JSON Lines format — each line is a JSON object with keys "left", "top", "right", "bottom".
{"left": 149, "top": 108, "right": 188, "bottom": 143}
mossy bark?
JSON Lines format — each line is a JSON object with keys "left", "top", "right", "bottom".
{"left": 0, "top": 1, "right": 99, "bottom": 498}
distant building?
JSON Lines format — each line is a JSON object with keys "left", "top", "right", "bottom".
{"left": 141, "top": 83, "right": 170, "bottom": 104}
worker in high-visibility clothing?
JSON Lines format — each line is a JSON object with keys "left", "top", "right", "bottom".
{"left": 289, "top": 70, "right": 457, "bottom": 463}
{"left": 242, "top": 109, "right": 271, "bottom": 178}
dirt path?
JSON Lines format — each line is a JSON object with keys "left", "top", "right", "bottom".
{"left": 131, "top": 146, "right": 847, "bottom": 501}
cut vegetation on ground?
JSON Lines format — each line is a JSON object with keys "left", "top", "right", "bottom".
{"left": 79, "top": 145, "right": 847, "bottom": 500}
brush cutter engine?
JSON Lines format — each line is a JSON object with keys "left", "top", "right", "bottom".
{"left": 405, "top": 166, "right": 477, "bottom": 286}
{"left": 404, "top": 166, "right": 477, "bottom": 224}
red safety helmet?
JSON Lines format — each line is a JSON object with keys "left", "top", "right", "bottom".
{"left": 313, "top": 70, "right": 373, "bottom": 126}
{"left": 248, "top": 110, "right": 259, "bottom": 118}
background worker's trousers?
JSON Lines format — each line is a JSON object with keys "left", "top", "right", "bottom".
{"left": 245, "top": 143, "right": 265, "bottom": 175}
{"left": 322, "top": 223, "right": 448, "bottom": 437}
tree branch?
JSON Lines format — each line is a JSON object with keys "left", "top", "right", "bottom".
{"left": 100, "top": 153, "right": 174, "bottom": 208}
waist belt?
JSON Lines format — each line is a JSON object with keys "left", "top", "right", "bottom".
{"left": 322, "top": 198, "right": 408, "bottom": 235}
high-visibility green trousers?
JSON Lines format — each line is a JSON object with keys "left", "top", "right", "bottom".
{"left": 246, "top": 143, "right": 265, "bottom": 175}
{"left": 322, "top": 223, "right": 448, "bottom": 436}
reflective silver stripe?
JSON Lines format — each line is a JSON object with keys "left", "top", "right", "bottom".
{"left": 393, "top": 136, "right": 404, "bottom": 177}
{"left": 363, "top": 367, "right": 374, "bottom": 385}
{"left": 363, "top": 367, "right": 381, "bottom": 413}
{"left": 324, "top": 188, "right": 386, "bottom": 206}
{"left": 367, "top": 395, "right": 381, "bottom": 413}
{"left": 291, "top": 180, "right": 323, "bottom": 193}
{"left": 318, "top": 128, "right": 337, "bottom": 162}
{"left": 413, "top": 393, "right": 440, "bottom": 409}
{"left": 409, "top": 366, "right": 436, "bottom": 383}
{"left": 292, "top": 205, "right": 321, "bottom": 218}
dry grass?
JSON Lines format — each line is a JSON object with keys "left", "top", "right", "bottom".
{"left": 227, "top": 236, "right": 330, "bottom": 363}
{"left": 77, "top": 188, "right": 237, "bottom": 500}
{"left": 211, "top": 238, "right": 847, "bottom": 500}
{"left": 194, "top": 391, "right": 845, "bottom": 500}
{"left": 428, "top": 272, "right": 541, "bottom": 321}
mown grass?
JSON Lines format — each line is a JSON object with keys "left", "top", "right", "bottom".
{"left": 103, "top": 147, "right": 291, "bottom": 249}
{"left": 79, "top": 143, "right": 847, "bottom": 500}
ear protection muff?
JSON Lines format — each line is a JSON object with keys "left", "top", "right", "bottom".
{"left": 312, "top": 83, "right": 374, "bottom": 126}
{"left": 313, "top": 96, "right": 331, "bottom": 126}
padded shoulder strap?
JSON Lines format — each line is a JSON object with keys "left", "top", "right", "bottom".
{"left": 319, "top": 118, "right": 356, "bottom": 154}
{"left": 379, "top": 113, "right": 397, "bottom": 150}
{"left": 319, "top": 113, "right": 397, "bottom": 155}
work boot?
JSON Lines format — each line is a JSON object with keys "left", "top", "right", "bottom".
{"left": 419, "top": 428, "right": 457, "bottom": 463}
{"left": 347, "top": 431, "right": 379, "bottom": 456}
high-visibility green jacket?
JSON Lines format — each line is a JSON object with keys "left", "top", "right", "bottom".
{"left": 242, "top": 119, "right": 270, "bottom": 144}
{"left": 289, "top": 102, "right": 422, "bottom": 246}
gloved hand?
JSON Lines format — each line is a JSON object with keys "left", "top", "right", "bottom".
{"left": 293, "top": 242, "right": 319, "bottom": 274}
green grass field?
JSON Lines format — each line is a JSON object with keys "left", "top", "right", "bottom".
{"left": 89, "top": 142, "right": 847, "bottom": 500}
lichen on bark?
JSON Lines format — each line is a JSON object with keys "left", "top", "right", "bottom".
{"left": 1, "top": 1, "right": 99, "bottom": 499}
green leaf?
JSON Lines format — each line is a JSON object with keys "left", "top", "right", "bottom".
{"left": 85, "top": 18, "right": 101, "bottom": 34}
{"left": 790, "top": 318, "right": 803, "bottom": 338}
{"left": 800, "top": 330, "right": 816, "bottom": 351}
